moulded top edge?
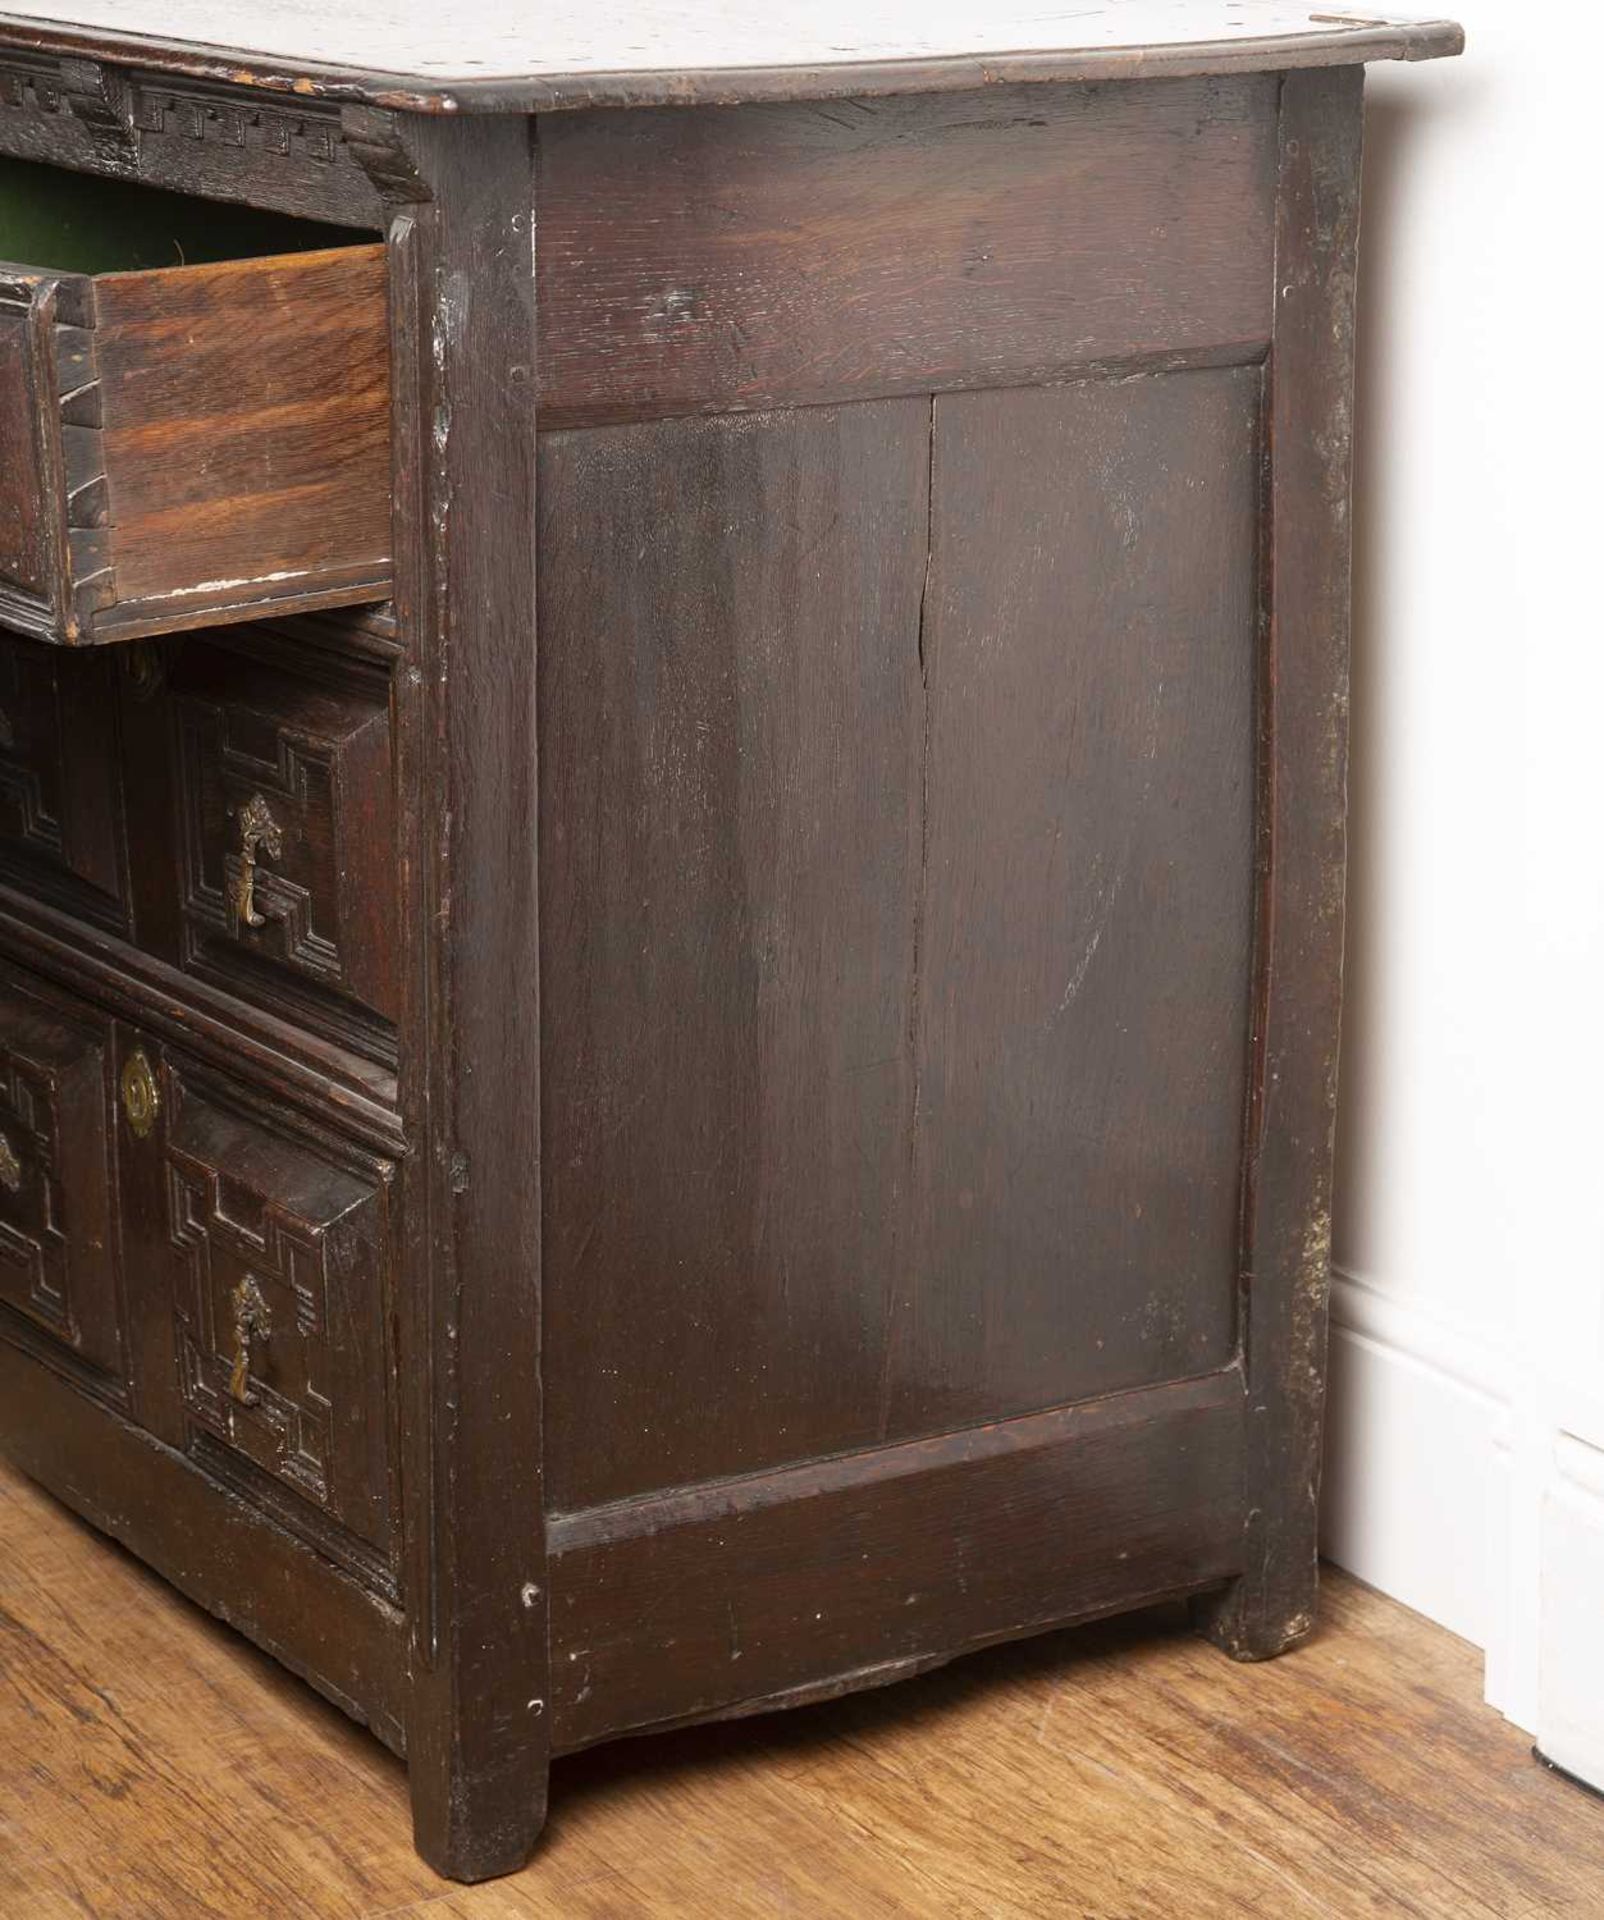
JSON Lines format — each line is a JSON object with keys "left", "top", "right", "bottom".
{"left": 0, "top": 2, "right": 1464, "bottom": 113}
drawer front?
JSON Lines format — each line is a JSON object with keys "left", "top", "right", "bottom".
{"left": 170, "top": 640, "right": 398, "bottom": 1060}
{"left": 0, "top": 245, "right": 390, "bottom": 647}
{"left": 0, "top": 966, "right": 122, "bottom": 1381}
{"left": 153, "top": 1051, "right": 397, "bottom": 1569}
{"left": 0, "top": 632, "right": 128, "bottom": 930}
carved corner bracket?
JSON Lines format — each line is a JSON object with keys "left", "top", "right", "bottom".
{"left": 340, "top": 105, "right": 435, "bottom": 209}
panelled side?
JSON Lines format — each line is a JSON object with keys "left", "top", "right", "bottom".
{"left": 538, "top": 77, "right": 1274, "bottom": 1526}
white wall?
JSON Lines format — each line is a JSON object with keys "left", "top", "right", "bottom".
{"left": 1322, "top": 0, "right": 1604, "bottom": 1750}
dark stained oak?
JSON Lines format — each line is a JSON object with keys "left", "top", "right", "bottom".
{"left": 0, "top": 12, "right": 1461, "bottom": 1885}
{"left": 0, "top": 632, "right": 128, "bottom": 929}
{"left": 539, "top": 399, "right": 930, "bottom": 1507}
{"left": 1194, "top": 63, "right": 1364, "bottom": 1662}
{"left": 548, "top": 1369, "right": 1246, "bottom": 1748}
{"left": 167, "top": 634, "right": 400, "bottom": 1064}
{"left": 536, "top": 77, "right": 1277, "bottom": 425}
{"left": 379, "top": 112, "right": 550, "bottom": 1885}
{"left": 0, "top": 293, "right": 51, "bottom": 592}
{"left": 0, "top": 965, "right": 122, "bottom": 1383}
{"left": 541, "top": 367, "right": 1263, "bottom": 1509}
{"left": 0, "top": 1337, "right": 411, "bottom": 1751}
{"left": 157, "top": 1055, "right": 401, "bottom": 1583}
{"left": 894, "top": 366, "right": 1260, "bottom": 1437}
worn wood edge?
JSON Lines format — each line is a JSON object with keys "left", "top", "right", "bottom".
{"left": 559, "top": 1576, "right": 1231, "bottom": 1756}
{"left": 0, "top": 887, "right": 403, "bottom": 1149}
{"left": 381, "top": 115, "right": 550, "bottom": 1886}
{"left": 550, "top": 1365, "right": 1246, "bottom": 1552}
{"left": 536, "top": 341, "right": 1272, "bottom": 436}
{"left": 79, "top": 568, "right": 394, "bottom": 644}
{"left": 0, "top": 17, "right": 1465, "bottom": 113}
{"left": 90, "top": 238, "right": 384, "bottom": 289}
{"left": 0, "top": 1335, "right": 410, "bottom": 1752}
{"left": 0, "top": 274, "right": 77, "bottom": 642}
{"left": 549, "top": 1370, "right": 1247, "bottom": 1750}
{"left": 0, "top": 579, "right": 62, "bottom": 641}
{"left": 1192, "top": 62, "right": 1360, "bottom": 1665}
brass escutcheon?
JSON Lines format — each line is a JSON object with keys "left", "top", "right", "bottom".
{"left": 0, "top": 1133, "right": 20, "bottom": 1195}
{"left": 120, "top": 1049, "right": 160, "bottom": 1139}
{"left": 228, "top": 1275, "right": 270, "bottom": 1408}
{"left": 233, "top": 793, "right": 284, "bottom": 930}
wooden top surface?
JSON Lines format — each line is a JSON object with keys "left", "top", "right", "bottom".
{"left": 0, "top": 1, "right": 1463, "bottom": 112}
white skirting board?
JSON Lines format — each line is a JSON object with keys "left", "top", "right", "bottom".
{"left": 1323, "top": 1267, "right": 1604, "bottom": 1776}
{"left": 1321, "top": 1269, "right": 1510, "bottom": 1660}
{"left": 1540, "top": 1438, "right": 1604, "bottom": 1786}
{"left": 1321, "top": 1271, "right": 1511, "bottom": 1722}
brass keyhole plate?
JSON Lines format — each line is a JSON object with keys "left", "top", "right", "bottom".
{"left": 120, "top": 1049, "right": 160, "bottom": 1139}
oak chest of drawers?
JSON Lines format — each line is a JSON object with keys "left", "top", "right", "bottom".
{"left": 0, "top": 0, "right": 1460, "bottom": 1882}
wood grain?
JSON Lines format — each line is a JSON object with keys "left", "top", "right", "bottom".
{"left": 539, "top": 399, "right": 930, "bottom": 1508}
{"left": 541, "top": 363, "right": 1261, "bottom": 1519}
{"left": 548, "top": 1369, "right": 1245, "bottom": 1749}
{"left": 0, "top": 301, "right": 49, "bottom": 593}
{"left": 0, "top": 239, "right": 393, "bottom": 647}
{"left": 2, "top": 1452, "right": 1599, "bottom": 1918}
{"left": 895, "top": 364, "right": 1260, "bottom": 1437}
{"left": 536, "top": 77, "right": 1277, "bottom": 424}
{"left": 1193, "top": 64, "right": 1363, "bottom": 1663}
{"left": 380, "top": 114, "right": 549, "bottom": 1885}
{"left": 92, "top": 245, "right": 391, "bottom": 634}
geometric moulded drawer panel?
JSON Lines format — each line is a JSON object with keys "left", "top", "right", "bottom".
{"left": 0, "top": 966, "right": 122, "bottom": 1381}
{"left": 160, "top": 1058, "right": 398, "bottom": 1582}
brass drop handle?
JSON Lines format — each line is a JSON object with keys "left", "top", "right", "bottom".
{"left": 228, "top": 1276, "right": 270, "bottom": 1408}
{"left": 0, "top": 1132, "right": 21, "bottom": 1195}
{"left": 234, "top": 793, "right": 283, "bottom": 930}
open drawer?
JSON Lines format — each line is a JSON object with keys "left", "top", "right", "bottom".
{"left": 0, "top": 158, "right": 390, "bottom": 646}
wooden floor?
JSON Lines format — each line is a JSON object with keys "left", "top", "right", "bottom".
{"left": 3, "top": 1456, "right": 1601, "bottom": 1918}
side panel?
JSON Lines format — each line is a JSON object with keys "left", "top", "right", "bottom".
{"left": 540, "top": 366, "right": 1261, "bottom": 1510}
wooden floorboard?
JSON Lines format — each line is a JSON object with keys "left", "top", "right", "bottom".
{"left": 1, "top": 1453, "right": 1600, "bottom": 1917}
